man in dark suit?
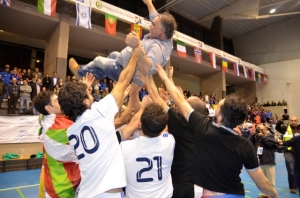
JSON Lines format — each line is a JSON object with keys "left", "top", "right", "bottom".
{"left": 31, "top": 78, "right": 41, "bottom": 115}
{"left": 6, "top": 77, "right": 20, "bottom": 114}
{"left": 50, "top": 72, "right": 60, "bottom": 91}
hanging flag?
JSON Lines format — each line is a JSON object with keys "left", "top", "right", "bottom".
{"left": 105, "top": 13, "right": 117, "bottom": 36}
{"left": 0, "top": 0, "right": 11, "bottom": 6}
{"left": 257, "top": 73, "right": 261, "bottom": 84}
{"left": 262, "top": 74, "right": 267, "bottom": 85}
{"left": 37, "top": 0, "right": 57, "bottom": 17}
{"left": 222, "top": 57, "right": 228, "bottom": 72}
{"left": 233, "top": 62, "right": 239, "bottom": 76}
{"left": 252, "top": 69, "right": 256, "bottom": 81}
{"left": 131, "top": 23, "right": 143, "bottom": 39}
{"left": 177, "top": 40, "right": 187, "bottom": 57}
{"left": 243, "top": 66, "right": 248, "bottom": 78}
{"left": 75, "top": 2, "right": 91, "bottom": 28}
{"left": 247, "top": 67, "right": 253, "bottom": 80}
{"left": 209, "top": 53, "right": 216, "bottom": 69}
{"left": 194, "top": 47, "right": 202, "bottom": 63}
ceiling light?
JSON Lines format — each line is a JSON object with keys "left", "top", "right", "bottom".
{"left": 270, "top": 9, "right": 276, "bottom": 14}
{"left": 0, "top": 30, "right": 3, "bottom": 32}
{"left": 36, "top": 60, "right": 40, "bottom": 63}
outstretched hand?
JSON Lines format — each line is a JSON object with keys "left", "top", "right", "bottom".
{"left": 82, "top": 72, "right": 95, "bottom": 88}
{"left": 125, "top": 31, "right": 141, "bottom": 48}
{"left": 155, "top": 64, "right": 168, "bottom": 82}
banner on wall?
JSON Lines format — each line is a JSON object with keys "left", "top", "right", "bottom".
{"left": 0, "top": 116, "right": 41, "bottom": 143}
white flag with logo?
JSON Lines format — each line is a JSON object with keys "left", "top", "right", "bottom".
{"left": 76, "top": 2, "right": 91, "bottom": 29}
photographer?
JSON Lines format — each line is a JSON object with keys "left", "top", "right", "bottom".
{"left": 275, "top": 116, "right": 300, "bottom": 194}
{"left": 249, "top": 124, "right": 277, "bottom": 198}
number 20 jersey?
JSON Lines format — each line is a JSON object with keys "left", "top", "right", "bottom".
{"left": 67, "top": 94, "right": 126, "bottom": 197}
{"left": 121, "top": 132, "right": 175, "bottom": 198}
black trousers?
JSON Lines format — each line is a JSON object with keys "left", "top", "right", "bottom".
{"left": 172, "top": 182, "right": 194, "bottom": 198}
{"left": 7, "top": 96, "right": 19, "bottom": 113}
{"left": 284, "top": 151, "right": 297, "bottom": 189}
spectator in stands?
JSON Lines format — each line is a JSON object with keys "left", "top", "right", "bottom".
{"left": 277, "top": 100, "right": 282, "bottom": 106}
{"left": 33, "top": 67, "right": 43, "bottom": 80}
{"left": 102, "top": 87, "right": 109, "bottom": 98}
{"left": 204, "top": 92, "right": 209, "bottom": 103}
{"left": 19, "top": 80, "right": 32, "bottom": 114}
{"left": 50, "top": 72, "right": 60, "bottom": 91}
{"left": 1, "top": 65, "right": 11, "bottom": 85}
{"left": 282, "top": 99, "right": 288, "bottom": 106}
{"left": 42, "top": 73, "right": 51, "bottom": 90}
{"left": 71, "top": 76, "right": 77, "bottom": 82}
{"left": 0, "top": 74, "right": 5, "bottom": 109}
{"left": 100, "top": 78, "right": 107, "bottom": 92}
{"left": 32, "top": 73, "right": 40, "bottom": 84}
{"left": 271, "top": 101, "right": 276, "bottom": 106}
{"left": 208, "top": 104, "right": 215, "bottom": 121}
{"left": 6, "top": 78, "right": 20, "bottom": 114}
{"left": 10, "top": 68, "right": 21, "bottom": 84}
{"left": 31, "top": 78, "right": 42, "bottom": 115}
{"left": 25, "top": 68, "right": 33, "bottom": 85}
{"left": 139, "top": 86, "right": 148, "bottom": 100}
{"left": 17, "top": 68, "right": 23, "bottom": 80}
{"left": 66, "top": 75, "right": 71, "bottom": 83}
{"left": 107, "top": 79, "right": 114, "bottom": 92}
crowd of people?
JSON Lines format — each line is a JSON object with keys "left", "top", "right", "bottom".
{"left": 0, "top": 64, "right": 119, "bottom": 115}
{"left": 2, "top": 0, "right": 299, "bottom": 197}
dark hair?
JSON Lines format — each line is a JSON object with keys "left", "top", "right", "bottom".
{"left": 58, "top": 82, "right": 89, "bottom": 122}
{"left": 220, "top": 94, "right": 248, "bottom": 128}
{"left": 141, "top": 103, "right": 168, "bottom": 137}
{"left": 160, "top": 12, "right": 177, "bottom": 39}
{"left": 33, "top": 90, "right": 54, "bottom": 115}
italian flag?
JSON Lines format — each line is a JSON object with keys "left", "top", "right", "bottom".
{"left": 37, "top": 0, "right": 57, "bottom": 18}
{"left": 177, "top": 40, "right": 187, "bottom": 57}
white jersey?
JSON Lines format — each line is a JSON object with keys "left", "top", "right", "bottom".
{"left": 67, "top": 94, "right": 126, "bottom": 198}
{"left": 121, "top": 132, "right": 175, "bottom": 198}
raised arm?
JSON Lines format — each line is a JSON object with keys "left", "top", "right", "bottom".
{"left": 114, "top": 83, "right": 139, "bottom": 129}
{"left": 146, "top": 75, "right": 168, "bottom": 110}
{"left": 143, "top": 0, "right": 157, "bottom": 14}
{"left": 121, "top": 95, "right": 152, "bottom": 140}
{"left": 110, "top": 45, "right": 145, "bottom": 109}
{"left": 155, "top": 64, "right": 192, "bottom": 120}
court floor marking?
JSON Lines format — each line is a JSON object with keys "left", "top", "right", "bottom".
{"left": 0, "top": 184, "right": 39, "bottom": 192}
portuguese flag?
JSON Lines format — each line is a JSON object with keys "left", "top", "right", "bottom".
{"left": 37, "top": 0, "right": 56, "bottom": 18}
{"left": 105, "top": 13, "right": 117, "bottom": 36}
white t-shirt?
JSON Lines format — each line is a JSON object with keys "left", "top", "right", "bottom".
{"left": 208, "top": 108, "right": 215, "bottom": 118}
{"left": 67, "top": 94, "right": 126, "bottom": 198}
{"left": 121, "top": 132, "right": 175, "bottom": 198}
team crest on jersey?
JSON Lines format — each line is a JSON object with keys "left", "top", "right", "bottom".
{"left": 163, "top": 132, "right": 168, "bottom": 137}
